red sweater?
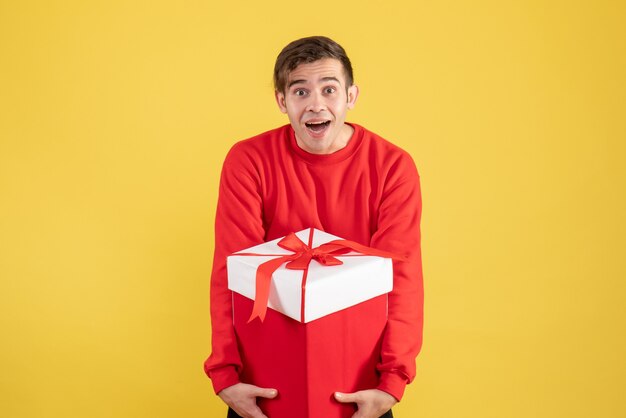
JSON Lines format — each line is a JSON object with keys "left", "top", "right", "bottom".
{"left": 204, "top": 123, "right": 424, "bottom": 401}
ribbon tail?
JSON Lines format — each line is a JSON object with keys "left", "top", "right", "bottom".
{"left": 247, "top": 255, "right": 294, "bottom": 323}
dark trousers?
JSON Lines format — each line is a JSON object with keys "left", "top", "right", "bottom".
{"left": 227, "top": 407, "right": 393, "bottom": 418}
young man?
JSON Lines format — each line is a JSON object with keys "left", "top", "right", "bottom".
{"left": 204, "top": 36, "right": 423, "bottom": 418}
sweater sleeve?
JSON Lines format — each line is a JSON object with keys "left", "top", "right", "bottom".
{"left": 370, "top": 153, "right": 424, "bottom": 401}
{"left": 203, "top": 143, "right": 266, "bottom": 394}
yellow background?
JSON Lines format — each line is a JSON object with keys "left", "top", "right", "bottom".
{"left": 1, "top": 0, "right": 624, "bottom": 417}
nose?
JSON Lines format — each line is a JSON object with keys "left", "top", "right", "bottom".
{"left": 306, "top": 91, "right": 326, "bottom": 113}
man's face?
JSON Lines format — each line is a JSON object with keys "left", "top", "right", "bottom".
{"left": 275, "top": 58, "right": 359, "bottom": 155}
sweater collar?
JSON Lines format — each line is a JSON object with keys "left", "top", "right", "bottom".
{"left": 286, "top": 122, "right": 364, "bottom": 165}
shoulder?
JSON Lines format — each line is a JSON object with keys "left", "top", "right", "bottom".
{"left": 353, "top": 123, "right": 420, "bottom": 179}
{"left": 224, "top": 124, "right": 290, "bottom": 166}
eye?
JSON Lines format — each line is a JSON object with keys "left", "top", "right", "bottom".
{"left": 294, "top": 89, "right": 307, "bottom": 97}
{"left": 324, "top": 87, "right": 336, "bottom": 94}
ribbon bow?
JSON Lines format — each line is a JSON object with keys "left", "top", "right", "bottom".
{"left": 237, "top": 229, "right": 407, "bottom": 323}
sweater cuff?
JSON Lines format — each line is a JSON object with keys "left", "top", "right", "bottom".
{"left": 207, "top": 365, "right": 241, "bottom": 395}
{"left": 377, "top": 371, "right": 408, "bottom": 401}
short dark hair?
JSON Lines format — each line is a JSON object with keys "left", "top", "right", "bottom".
{"left": 273, "top": 36, "right": 354, "bottom": 94}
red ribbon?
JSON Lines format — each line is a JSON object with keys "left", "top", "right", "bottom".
{"left": 235, "top": 228, "right": 407, "bottom": 323}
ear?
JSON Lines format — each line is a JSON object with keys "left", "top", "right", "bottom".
{"left": 347, "top": 84, "right": 359, "bottom": 110}
{"left": 275, "top": 90, "right": 288, "bottom": 113}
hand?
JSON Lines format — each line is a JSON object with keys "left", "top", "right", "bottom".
{"left": 334, "top": 389, "right": 397, "bottom": 418}
{"left": 218, "top": 383, "right": 278, "bottom": 418}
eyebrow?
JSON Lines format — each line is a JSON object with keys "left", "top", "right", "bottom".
{"left": 287, "top": 76, "right": 341, "bottom": 89}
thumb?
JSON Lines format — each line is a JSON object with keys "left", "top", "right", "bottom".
{"left": 254, "top": 387, "right": 278, "bottom": 399}
{"left": 334, "top": 391, "right": 358, "bottom": 403}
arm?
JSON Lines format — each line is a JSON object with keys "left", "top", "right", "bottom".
{"left": 370, "top": 153, "right": 424, "bottom": 401}
{"left": 204, "top": 143, "right": 267, "bottom": 393}
{"left": 334, "top": 152, "right": 423, "bottom": 416}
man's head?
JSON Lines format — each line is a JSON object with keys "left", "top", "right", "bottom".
{"left": 273, "top": 36, "right": 354, "bottom": 95}
{"left": 274, "top": 36, "right": 359, "bottom": 155}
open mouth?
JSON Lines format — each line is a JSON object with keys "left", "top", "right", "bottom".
{"left": 305, "top": 120, "right": 331, "bottom": 133}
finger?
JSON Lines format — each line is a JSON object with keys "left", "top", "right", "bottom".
{"left": 249, "top": 406, "right": 269, "bottom": 418}
{"left": 350, "top": 405, "right": 371, "bottom": 418}
{"left": 352, "top": 407, "right": 376, "bottom": 418}
{"left": 236, "top": 404, "right": 268, "bottom": 418}
{"left": 334, "top": 391, "right": 359, "bottom": 403}
{"left": 252, "top": 387, "right": 278, "bottom": 399}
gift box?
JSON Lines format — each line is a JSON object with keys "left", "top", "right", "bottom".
{"left": 227, "top": 228, "right": 394, "bottom": 323}
{"left": 227, "top": 228, "right": 401, "bottom": 418}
